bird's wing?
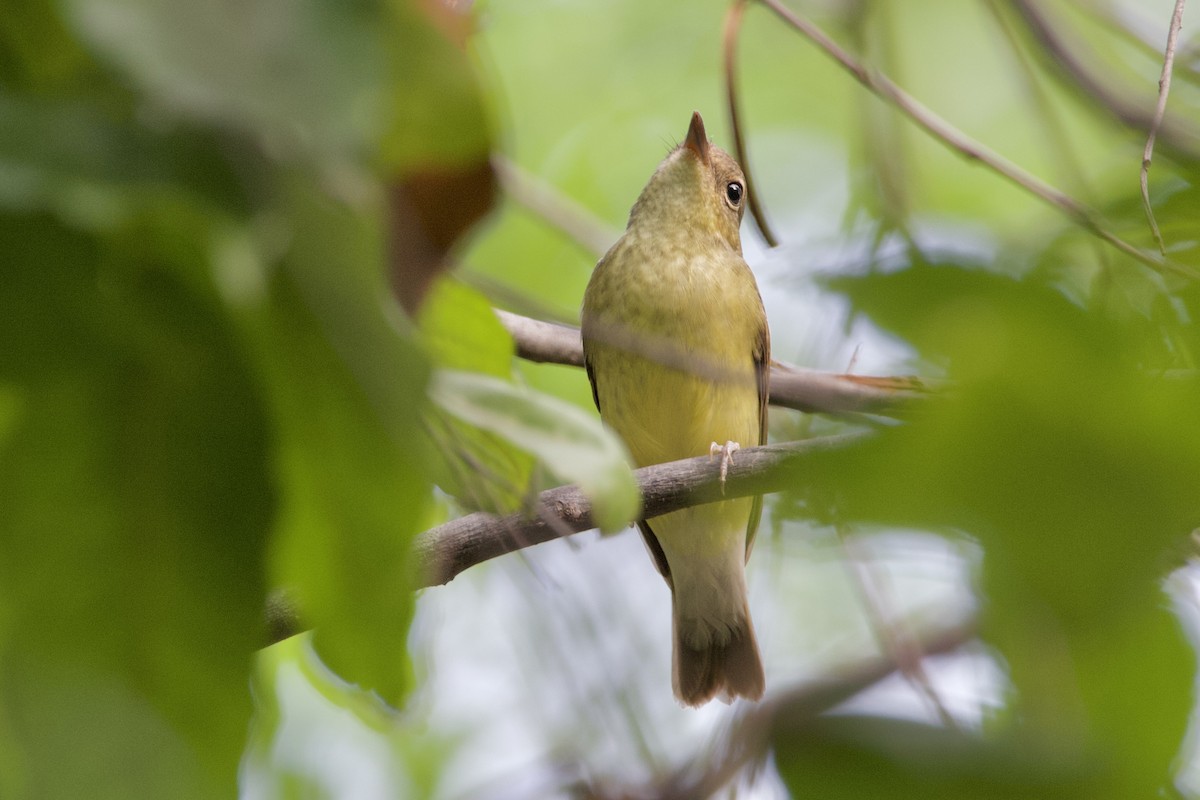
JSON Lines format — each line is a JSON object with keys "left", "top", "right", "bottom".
{"left": 585, "top": 345, "right": 674, "bottom": 587}
{"left": 637, "top": 520, "right": 673, "bottom": 587}
{"left": 744, "top": 317, "right": 770, "bottom": 562}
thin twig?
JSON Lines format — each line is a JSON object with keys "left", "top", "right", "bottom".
{"left": 755, "top": 0, "right": 1199, "bottom": 281}
{"left": 1009, "top": 0, "right": 1200, "bottom": 162}
{"left": 492, "top": 155, "right": 619, "bottom": 257}
{"left": 1141, "top": 0, "right": 1187, "bottom": 256}
{"left": 1084, "top": 0, "right": 1200, "bottom": 90}
{"left": 723, "top": 0, "right": 780, "bottom": 247}
{"left": 984, "top": 0, "right": 1114, "bottom": 282}
{"left": 836, "top": 525, "right": 958, "bottom": 729}
{"left": 641, "top": 614, "right": 979, "bottom": 799}
{"left": 493, "top": 308, "right": 930, "bottom": 416}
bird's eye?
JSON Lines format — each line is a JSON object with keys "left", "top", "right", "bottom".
{"left": 725, "top": 181, "right": 744, "bottom": 207}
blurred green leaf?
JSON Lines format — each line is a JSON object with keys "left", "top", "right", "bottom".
{"left": 813, "top": 259, "right": 1200, "bottom": 794}
{"left": 0, "top": 214, "right": 272, "bottom": 797}
{"left": 0, "top": 0, "right": 115, "bottom": 94}
{"left": 245, "top": 176, "right": 431, "bottom": 708}
{"left": 775, "top": 715, "right": 1095, "bottom": 799}
{"left": 381, "top": 3, "right": 490, "bottom": 171}
{"left": 63, "top": 0, "right": 386, "bottom": 159}
{"left": 418, "top": 277, "right": 513, "bottom": 376}
{"left": 417, "top": 278, "right": 536, "bottom": 514}
{"left": 60, "top": 0, "right": 490, "bottom": 170}
{"left": 429, "top": 369, "right": 639, "bottom": 533}
{"left": 0, "top": 92, "right": 241, "bottom": 228}
{"left": 822, "top": 261, "right": 1200, "bottom": 616}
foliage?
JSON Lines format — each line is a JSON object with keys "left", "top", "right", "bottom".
{"left": 3, "top": 0, "right": 1200, "bottom": 798}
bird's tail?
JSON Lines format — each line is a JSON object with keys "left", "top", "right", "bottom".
{"left": 671, "top": 586, "right": 764, "bottom": 706}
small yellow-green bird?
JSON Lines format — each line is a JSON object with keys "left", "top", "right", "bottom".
{"left": 581, "top": 112, "right": 769, "bottom": 706}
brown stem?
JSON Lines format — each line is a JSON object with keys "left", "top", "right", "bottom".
{"left": 723, "top": 0, "right": 780, "bottom": 247}
{"left": 1141, "top": 0, "right": 1187, "bottom": 256}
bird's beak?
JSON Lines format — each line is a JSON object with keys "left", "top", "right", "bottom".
{"left": 683, "top": 111, "right": 710, "bottom": 165}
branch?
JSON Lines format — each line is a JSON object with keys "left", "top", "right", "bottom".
{"left": 495, "top": 308, "right": 929, "bottom": 416}
{"left": 414, "top": 433, "right": 869, "bottom": 587}
{"left": 587, "top": 614, "right": 979, "bottom": 799}
{"left": 723, "top": 0, "right": 780, "bottom": 247}
{"left": 1141, "top": 0, "right": 1187, "bottom": 256}
{"left": 1009, "top": 0, "right": 1200, "bottom": 164}
{"left": 754, "top": 0, "right": 1199, "bottom": 282}
{"left": 264, "top": 433, "right": 869, "bottom": 645}
{"left": 491, "top": 156, "right": 619, "bottom": 257}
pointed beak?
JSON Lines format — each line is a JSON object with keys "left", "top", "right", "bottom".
{"left": 683, "top": 111, "right": 710, "bottom": 165}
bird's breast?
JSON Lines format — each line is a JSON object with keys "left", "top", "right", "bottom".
{"left": 581, "top": 232, "right": 764, "bottom": 469}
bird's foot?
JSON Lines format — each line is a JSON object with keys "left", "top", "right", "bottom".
{"left": 709, "top": 441, "right": 740, "bottom": 493}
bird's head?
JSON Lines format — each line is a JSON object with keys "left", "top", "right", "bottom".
{"left": 627, "top": 112, "right": 747, "bottom": 253}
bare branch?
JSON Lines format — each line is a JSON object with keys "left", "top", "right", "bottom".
{"left": 495, "top": 309, "right": 586, "bottom": 367}
{"left": 492, "top": 155, "right": 619, "bottom": 257}
{"left": 413, "top": 433, "right": 868, "bottom": 587}
{"left": 1141, "top": 0, "right": 1187, "bottom": 256}
{"left": 619, "top": 614, "right": 979, "bottom": 800}
{"left": 494, "top": 308, "right": 928, "bottom": 416}
{"left": 755, "top": 0, "right": 1199, "bottom": 281}
{"left": 837, "top": 526, "right": 958, "bottom": 729}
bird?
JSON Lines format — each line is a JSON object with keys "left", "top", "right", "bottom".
{"left": 581, "top": 111, "right": 769, "bottom": 706}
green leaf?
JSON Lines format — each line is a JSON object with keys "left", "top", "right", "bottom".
{"left": 418, "top": 277, "right": 514, "bottom": 376}
{"left": 0, "top": 91, "right": 241, "bottom": 229}
{"left": 774, "top": 715, "right": 1096, "bottom": 799}
{"left": 246, "top": 175, "right": 432, "bottom": 707}
{"left": 814, "top": 259, "right": 1200, "bottom": 795}
{"left": 416, "top": 278, "right": 539, "bottom": 515}
{"left": 429, "top": 369, "right": 639, "bottom": 533}
{"left": 822, "top": 261, "right": 1200, "bottom": 618}
{"left": 0, "top": 214, "right": 272, "bottom": 797}
{"left": 60, "top": 0, "right": 491, "bottom": 170}
{"left": 63, "top": 0, "right": 387, "bottom": 159}
{"left": 381, "top": 3, "right": 490, "bottom": 170}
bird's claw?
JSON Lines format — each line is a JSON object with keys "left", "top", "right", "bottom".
{"left": 709, "top": 441, "right": 740, "bottom": 493}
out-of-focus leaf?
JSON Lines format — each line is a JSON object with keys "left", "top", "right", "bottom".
{"left": 381, "top": 3, "right": 495, "bottom": 314}
{"left": 822, "top": 261, "right": 1200, "bottom": 616}
{"left": 380, "top": 2, "right": 490, "bottom": 173}
{"left": 245, "top": 175, "right": 431, "bottom": 707}
{"left": 774, "top": 715, "right": 1095, "bottom": 799}
{"left": 388, "top": 162, "right": 497, "bottom": 314}
{"left": 247, "top": 635, "right": 454, "bottom": 797}
{"left": 815, "top": 259, "right": 1200, "bottom": 794}
{"left": 429, "top": 369, "right": 638, "bottom": 533}
{"left": 418, "top": 278, "right": 534, "bottom": 514}
{"left": 418, "top": 277, "right": 513, "bottom": 376}
{"left": 0, "top": 0, "right": 113, "bottom": 93}
{"left": 63, "top": 0, "right": 387, "bottom": 159}
{"left": 0, "top": 214, "right": 272, "bottom": 797}
{"left": 0, "top": 92, "right": 241, "bottom": 228}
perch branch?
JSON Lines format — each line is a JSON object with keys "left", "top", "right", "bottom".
{"left": 413, "top": 433, "right": 868, "bottom": 587}
{"left": 265, "top": 433, "right": 871, "bottom": 645}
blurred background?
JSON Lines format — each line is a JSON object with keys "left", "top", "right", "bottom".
{"left": 3, "top": 0, "right": 1200, "bottom": 797}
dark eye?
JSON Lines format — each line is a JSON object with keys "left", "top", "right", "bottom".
{"left": 725, "top": 181, "right": 744, "bottom": 207}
